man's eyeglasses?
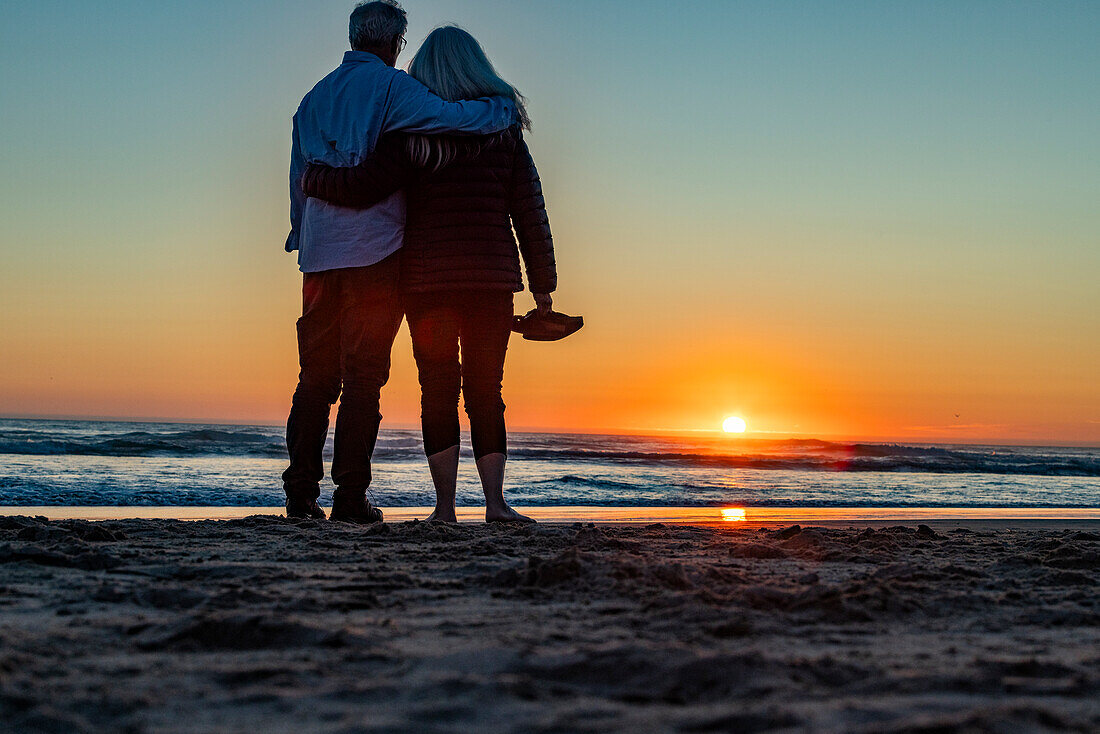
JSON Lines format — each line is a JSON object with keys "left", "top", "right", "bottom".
{"left": 397, "top": 36, "right": 407, "bottom": 52}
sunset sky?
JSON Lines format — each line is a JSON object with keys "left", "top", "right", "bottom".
{"left": 1, "top": 1, "right": 1097, "bottom": 443}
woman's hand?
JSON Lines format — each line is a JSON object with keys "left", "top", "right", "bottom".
{"left": 533, "top": 293, "right": 553, "bottom": 315}
{"left": 300, "top": 164, "right": 321, "bottom": 198}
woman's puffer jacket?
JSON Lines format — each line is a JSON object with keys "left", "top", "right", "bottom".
{"left": 301, "top": 125, "right": 556, "bottom": 295}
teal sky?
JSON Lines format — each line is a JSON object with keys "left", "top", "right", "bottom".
{"left": 1, "top": 1, "right": 1098, "bottom": 441}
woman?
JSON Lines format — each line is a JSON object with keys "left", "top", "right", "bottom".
{"left": 301, "top": 26, "right": 557, "bottom": 524}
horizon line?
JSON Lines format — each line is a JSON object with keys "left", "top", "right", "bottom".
{"left": 1, "top": 412, "right": 1097, "bottom": 450}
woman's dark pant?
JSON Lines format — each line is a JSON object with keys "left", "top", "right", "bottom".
{"left": 403, "top": 290, "right": 514, "bottom": 459}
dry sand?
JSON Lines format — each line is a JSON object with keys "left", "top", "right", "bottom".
{"left": 1, "top": 515, "right": 1098, "bottom": 732}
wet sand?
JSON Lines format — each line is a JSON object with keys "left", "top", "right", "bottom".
{"left": 1, "top": 514, "right": 1098, "bottom": 732}
{"left": 11, "top": 505, "right": 1100, "bottom": 523}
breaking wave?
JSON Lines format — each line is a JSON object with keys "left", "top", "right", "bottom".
{"left": 0, "top": 421, "right": 1097, "bottom": 477}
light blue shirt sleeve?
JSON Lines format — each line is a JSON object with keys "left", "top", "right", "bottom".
{"left": 382, "top": 71, "right": 516, "bottom": 136}
{"left": 285, "top": 113, "right": 306, "bottom": 252}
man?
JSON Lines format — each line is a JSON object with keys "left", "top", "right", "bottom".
{"left": 282, "top": 1, "right": 515, "bottom": 522}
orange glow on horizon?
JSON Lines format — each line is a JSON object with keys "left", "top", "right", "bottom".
{"left": 1, "top": 4, "right": 1098, "bottom": 449}
{"left": 721, "top": 508, "right": 748, "bottom": 522}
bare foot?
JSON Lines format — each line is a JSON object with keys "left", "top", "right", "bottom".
{"left": 424, "top": 507, "right": 458, "bottom": 523}
{"left": 485, "top": 505, "right": 536, "bottom": 523}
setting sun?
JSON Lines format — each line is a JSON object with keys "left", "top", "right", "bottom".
{"left": 722, "top": 416, "right": 747, "bottom": 433}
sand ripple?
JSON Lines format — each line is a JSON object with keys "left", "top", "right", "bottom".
{"left": 1, "top": 516, "right": 1098, "bottom": 732}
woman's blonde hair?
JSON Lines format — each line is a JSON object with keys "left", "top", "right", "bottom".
{"left": 406, "top": 26, "right": 530, "bottom": 170}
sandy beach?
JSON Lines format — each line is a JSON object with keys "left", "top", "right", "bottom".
{"left": 2, "top": 514, "right": 1098, "bottom": 733}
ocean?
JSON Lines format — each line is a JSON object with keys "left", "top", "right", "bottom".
{"left": 0, "top": 418, "right": 1097, "bottom": 508}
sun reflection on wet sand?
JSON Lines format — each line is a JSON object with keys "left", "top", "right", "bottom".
{"left": 6, "top": 506, "right": 1100, "bottom": 523}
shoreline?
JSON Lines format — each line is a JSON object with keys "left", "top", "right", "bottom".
{"left": 4, "top": 504, "right": 1100, "bottom": 524}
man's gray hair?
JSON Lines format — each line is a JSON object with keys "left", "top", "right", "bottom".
{"left": 349, "top": 1, "right": 408, "bottom": 52}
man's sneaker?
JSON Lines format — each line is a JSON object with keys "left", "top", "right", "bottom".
{"left": 330, "top": 492, "right": 384, "bottom": 524}
{"left": 285, "top": 497, "right": 326, "bottom": 520}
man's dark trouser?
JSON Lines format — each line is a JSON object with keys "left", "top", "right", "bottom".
{"left": 282, "top": 253, "right": 402, "bottom": 503}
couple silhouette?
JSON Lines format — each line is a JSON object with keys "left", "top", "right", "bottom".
{"left": 281, "top": 2, "right": 575, "bottom": 524}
